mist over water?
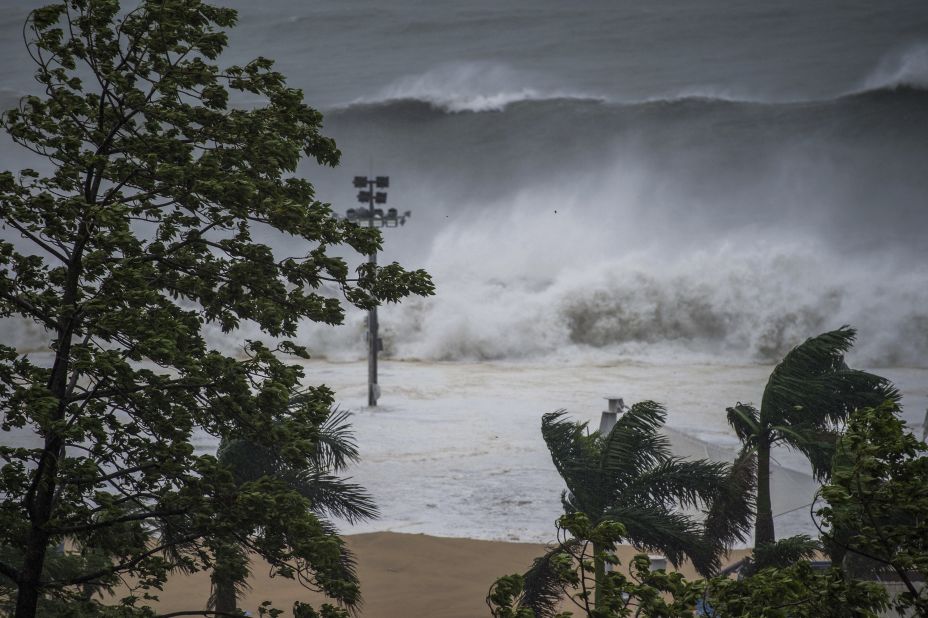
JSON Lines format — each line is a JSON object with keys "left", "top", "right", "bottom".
{"left": 295, "top": 69, "right": 928, "bottom": 366}
{"left": 0, "top": 0, "right": 926, "bottom": 366}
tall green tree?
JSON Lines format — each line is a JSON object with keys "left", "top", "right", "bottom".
{"left": 520, "top": 403, "right": 748, "bottom": 615}
{"left": 0, "top": 1, "right": 432, "bottom": 616}
{"left": 726, "top": 327, "right": 897, "bottom": 547}
{"left": 209, "top": 401, "right": 377, "bottom": 615}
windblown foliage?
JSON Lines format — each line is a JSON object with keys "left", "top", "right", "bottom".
{"left": 209, "top": 402, "right": 377, "bottom": 615}
{"left": 0, "top": 1, "right": 432, "bottom": 616}
{"left": 516, "top": 403, "right": 748, "bottom": 615}
{"left": 726, "top": 327, "right": 897, "bottom": 546}
{"left": 489, "top": 513, "right": 887, "bottom": 618}
{"left": 818, "top": 402, "right": 928, "bottom": 615}
{"left": 488, "top": 514, "right": 705, "bottom": 618}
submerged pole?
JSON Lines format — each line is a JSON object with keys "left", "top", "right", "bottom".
{"left": 367, "top": 178, "right": 379, "bottom": 407}
{"left": 350, "top": 174, "right": 401, "bottom": 407}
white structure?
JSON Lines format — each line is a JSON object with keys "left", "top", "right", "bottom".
{"left": 599, "top": 396, "right": 627, "bottom": 435}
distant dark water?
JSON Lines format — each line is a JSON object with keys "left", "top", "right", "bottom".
{"left": 320, "top": 85, "right": 928, "bottom": 254}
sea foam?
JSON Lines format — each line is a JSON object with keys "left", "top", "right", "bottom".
{"left": 351, "top": 61, "right": 602, "bottom": 112}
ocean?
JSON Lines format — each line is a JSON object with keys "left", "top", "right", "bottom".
{"left": 1, "top": 0, "right": 927, "bottom": 544}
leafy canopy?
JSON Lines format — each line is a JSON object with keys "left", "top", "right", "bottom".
{"left": 818, "top": 402, "right": 928, "bottom": 615}
{"left": 0, "top": 0, "right": 432, "bottom": 615}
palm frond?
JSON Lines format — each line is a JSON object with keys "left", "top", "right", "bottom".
{"left": 702, "top": 447, "right": 756, "bottom": 564}
{"left": 745, "top": 534, "right": 822, "bottom": 575}
{"left": 726, "top": 404, "right": 760, "bottom": 444}
{"left": 316, "top": 517, "right": 363, "bottom": 613}
{"left": 312, "top": 407, "right": 361, "bottom": 472}
{"left": 605, "top": 504, "right": 716, "bottom": 575}
{"left": 599, "top": 401, "right": 672, "bottom": 482}
{"left": 518, "top": 540, "right": 582, "bottom": 618}
{"left": 542, "top": 411, "right": 602, "bottom": 515}
{"left": 761, "top": 327, "right": 898, "bottom": 429}
{"left": 285, "top": 472, "right": 379, "bottom": 524}
{"left": 212, "top": 400, "right": 374, "bottom": 614}
{"left": 773, "top": 425, "right": 839, "bottom": 481}
{"left": 623, "top": 458, "right": 730, "bottom": 510}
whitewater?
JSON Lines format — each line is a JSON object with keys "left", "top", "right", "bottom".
{"left": 1, "top": 0, "right": 927, "bottom": 544}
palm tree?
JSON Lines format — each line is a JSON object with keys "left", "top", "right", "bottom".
{"left": 726, "top": 326, "right": 897, "bottom": 548}
{"left": 209, "top": 402, "right": 377, "bottom": 615}
{"left": 522, "top": 401, "right": 750, "bottom": 615}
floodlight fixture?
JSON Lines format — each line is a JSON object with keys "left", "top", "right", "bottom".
{"left": 345, "top": 173, "right": 411, "bottom": 407}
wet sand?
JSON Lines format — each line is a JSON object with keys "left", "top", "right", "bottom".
{"left": 143, "top": 531, "right": 749, "bottom": 618}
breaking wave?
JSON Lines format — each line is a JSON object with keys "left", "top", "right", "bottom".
{"left": 325, "top": 234, "right": 928, "bottom": 367}
{"left": 349, "top": 62, "right": 604, "bottom": 112}
{"left": 341, "top": 54, "right": 928, "bottom": 115}
{"left": 860, "top": 43, "right": 928, "bottom": 92}
{"left": 6, "top": 53, "right": 928, "bottom": 369}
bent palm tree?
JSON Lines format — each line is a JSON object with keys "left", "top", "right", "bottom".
{"left": 727, "top": 326, "right": 897, "bottom": 547}
{"left": 209, "top": 402, "right": 377, "bottom": 615}
{"left": 522, "top": 402, "right": 750, "bottom": 615}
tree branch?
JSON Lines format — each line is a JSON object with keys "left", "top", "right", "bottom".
{"left": 62, "top": 461, "right": 162, "bottom": 486}
{"left": 0, "top": 291, "right": 57, "bottom": 330}
{"left": 44, "top": 533, "right": 201, "bottom": 588}
{"left": 67, "top": 379, "right": 206, "bottom": 403}
{"left": 157, "top": 609, "right": 250, "bottom": 618}
{"left": 4, "top": 218, "right": 70, "bottom": 264}
{"left": 49, "top": 508, "right": 185, "bottom": 535}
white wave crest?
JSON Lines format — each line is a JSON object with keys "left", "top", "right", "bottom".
{"left": 353, "top": 62, "right": 601, "bottom": 112}
{"left": 861, "top": 43, "right": 928, "bottom": 91}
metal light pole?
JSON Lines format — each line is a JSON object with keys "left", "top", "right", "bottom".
{"left": 348, "top": 175, "right": 411, "bottom": 407}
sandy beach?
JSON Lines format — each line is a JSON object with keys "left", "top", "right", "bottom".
{"left": 143, "top": 532, "right": 750, "bottom": 618}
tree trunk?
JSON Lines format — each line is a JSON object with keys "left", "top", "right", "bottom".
{"left": 15, "top": 416, "right": 65, "bottom": 618}
{"left": 754, "top": 439, "right": 775, "bottom": 547}
{"left": 593, "top": 541, "right": 605, "bottom": 610}
{"left": 15, "top": 228, "right": 86, "bottom": 618}
{"left": 212, "top": 572, "right": 238, "bottom": 615}
{"left": 211, "top": 543, "right": 247, "bottom": 615}
{"left": 14, "top": 523, "right": 50, "bottom": 618}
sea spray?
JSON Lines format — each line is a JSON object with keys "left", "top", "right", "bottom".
{"left": 861, "top": 42, "right": 928, "bottom": 92}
